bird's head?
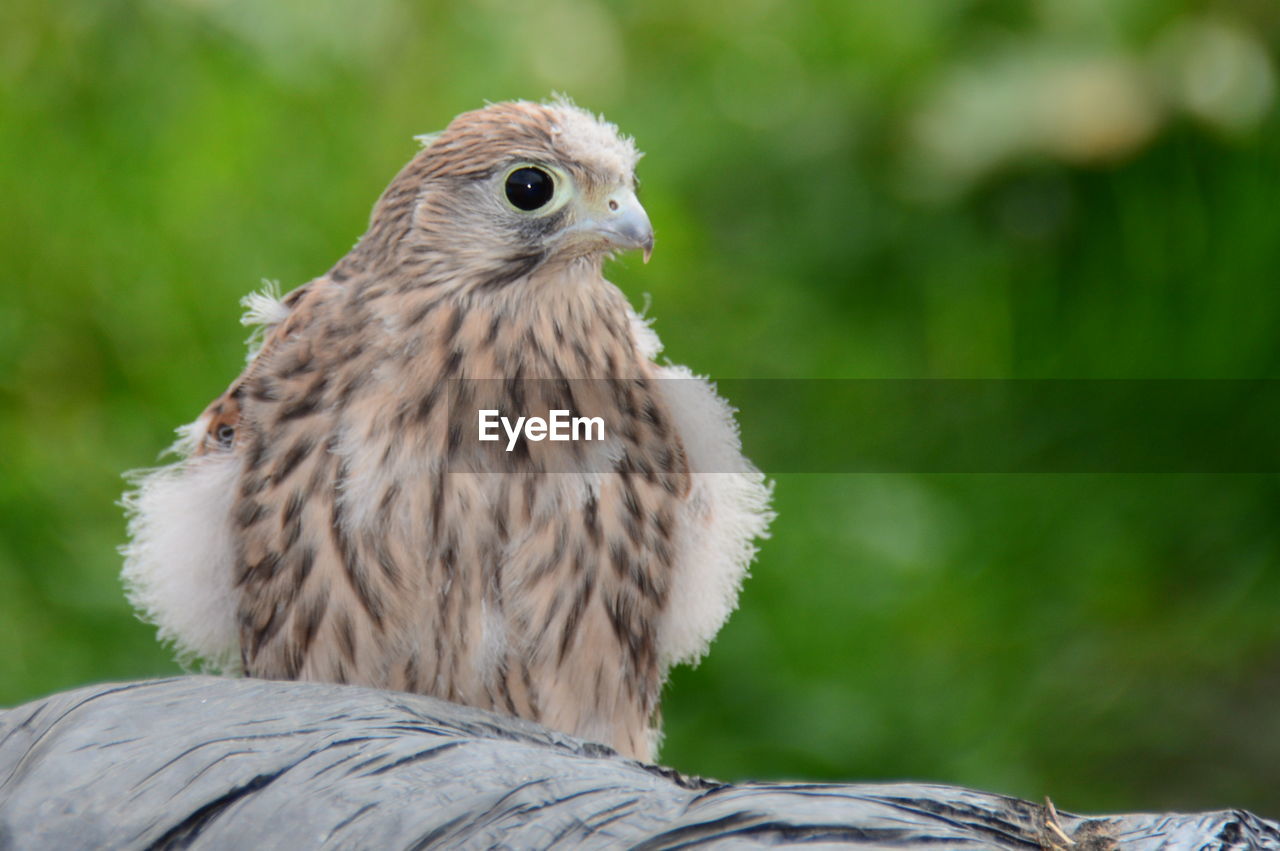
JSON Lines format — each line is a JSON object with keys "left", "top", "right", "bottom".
{"left": 362, "top": 98, "right": 652, "bottom": 289}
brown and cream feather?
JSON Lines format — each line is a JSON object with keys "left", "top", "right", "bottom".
{"left": 122, "top": 99, "right": 772, "bottom": 761}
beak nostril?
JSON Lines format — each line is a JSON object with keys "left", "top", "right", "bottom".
{"left": 580, "top": 190, "right": 652, "bottom": 260}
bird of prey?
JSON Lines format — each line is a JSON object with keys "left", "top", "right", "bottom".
{"left": 122, "top": 99, "right": 772, "bottom": 761}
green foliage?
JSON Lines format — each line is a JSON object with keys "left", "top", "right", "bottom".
{"left": 3, "top": 0, "right": 1279, "bottom": 816}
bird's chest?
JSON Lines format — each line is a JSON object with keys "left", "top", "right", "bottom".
{"left": 327, "top": 290, "right": 691, "bottom": 580}
{"left": 328, "top": 358, "right": 688, "bottom": 734}
{"left": 236, "top": 284, "right": 693, "bottom": 750}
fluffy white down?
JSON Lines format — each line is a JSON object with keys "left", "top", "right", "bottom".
{"left": 120, "top": 425, "right": 242, "bottom": 674}
{"left": 117, "top": 285, "right": 290, "bottom": 672}
{"left": 630, "top": 308, "right": 775, "bottom": 670}
{"left": 240, "top": 282, "right": 289, "bottom": 361}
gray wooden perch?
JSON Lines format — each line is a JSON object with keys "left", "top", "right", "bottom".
{"left": 0, "top": 677, "right": 1275, "bottom": 849}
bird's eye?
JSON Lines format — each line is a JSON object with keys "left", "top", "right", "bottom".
{"left": 505, "top": 167, "right": 555, "bottom": 211}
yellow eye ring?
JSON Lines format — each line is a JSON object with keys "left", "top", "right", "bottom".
{"left": 500, "top": 163, "right": 573, "bottom": 216}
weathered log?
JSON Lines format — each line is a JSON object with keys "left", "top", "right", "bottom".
{"left": 0, "top": 677, "right": 1275, "bottom": 849}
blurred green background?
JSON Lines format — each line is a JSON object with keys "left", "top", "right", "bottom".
{"left": 4, "top": 0, "right": 1280, "bottom": 818}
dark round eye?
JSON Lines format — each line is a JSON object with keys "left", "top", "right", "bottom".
{"left": 505, "top": 167, "right": 554, "bottom": 211}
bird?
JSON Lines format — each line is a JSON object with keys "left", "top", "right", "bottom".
{"left": 121, "top": 98, "right": 772, "bottom": 762}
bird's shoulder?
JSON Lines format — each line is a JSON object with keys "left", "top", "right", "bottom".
{"left": 191, "top": 278, "right": 335, "bottom": 457}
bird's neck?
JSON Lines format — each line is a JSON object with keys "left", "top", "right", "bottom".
{"left": 472, "top": 261, "right": 644, "bottom": 380}
{"left": 359, "top": 259, "right": 645, "bottom": 382}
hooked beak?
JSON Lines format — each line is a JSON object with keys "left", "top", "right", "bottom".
{"left": 578, "top": 189, "right": 654, "bottom": 263}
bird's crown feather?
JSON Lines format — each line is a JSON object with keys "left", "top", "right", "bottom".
{"left": 413, "top": 98, "right": 641, "bottom": 183}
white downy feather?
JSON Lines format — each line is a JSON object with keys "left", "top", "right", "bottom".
{"left": 239, "top": 281, "right": 288, "bottom": 362}
{"left": 120, "top": 426, "right": 243, "bottom": 673}
{"left": 119, "top": 286, "right": 291, "bottom": 671}
{"left": 629, "top": 306, "right": 775, "bottom": 670}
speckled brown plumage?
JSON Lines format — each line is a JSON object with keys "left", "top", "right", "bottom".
{"left": 123, "top": 99, "right": 773, "bottom": 761}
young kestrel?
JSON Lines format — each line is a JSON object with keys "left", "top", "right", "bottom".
{"left": 122, "top": 99, "right": 772, "bottom": 761}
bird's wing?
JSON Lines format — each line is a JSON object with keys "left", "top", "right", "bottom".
{"left": 121, "top": 281, "right": 322, "bottom": 672}
{"left": 628, "top": 310, "right": 775, "bottom": 671}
